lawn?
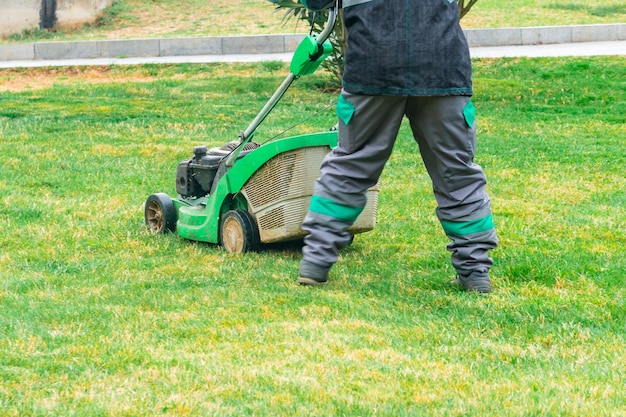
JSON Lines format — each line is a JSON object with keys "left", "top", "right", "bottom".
{"left": 0, "top": 56, "right": 625, "bottom": 415}
{"left": 3, "top": 0, "right": 626, "bottom": 42}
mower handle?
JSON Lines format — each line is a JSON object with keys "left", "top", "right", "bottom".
{"left": 225, "top": 3, "right": 338, "bottom": 167}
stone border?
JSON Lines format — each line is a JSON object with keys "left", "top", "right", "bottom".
{"left": 464, "top": 23, "right": 626, "bottom": 47}
{"left": 0, "top": 24, "right": 624, "bottom": 62}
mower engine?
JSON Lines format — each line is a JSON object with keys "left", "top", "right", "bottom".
{"left": 176, "top": 141, "right": 260, "bottom": 198}
{"left": 175, "top": 146, "right": 221, "bottom": 198}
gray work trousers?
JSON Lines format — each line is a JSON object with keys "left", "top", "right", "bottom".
{"left": 301, "top": 91, "right": 498, "bottom": 275}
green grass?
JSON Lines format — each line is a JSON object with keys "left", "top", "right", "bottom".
{"left": 1, "top": 56, "right": 625, "bottom": 415}
{"left": 464, "top": 0, "right": 626, "bottom": 28}
{"left": 3, "top": 0, "right": 626, "bottom": 43}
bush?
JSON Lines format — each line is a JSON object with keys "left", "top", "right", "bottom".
{"left": 268, "top": 0, "right": 345, "bottom": 84}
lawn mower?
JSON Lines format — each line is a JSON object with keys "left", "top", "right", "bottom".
{"left": 144, "top": 3, "right": 379, "bottom": 253}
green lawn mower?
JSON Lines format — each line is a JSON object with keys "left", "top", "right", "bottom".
{"left": 144, "top": 5, "right": 379, "bottom": 253}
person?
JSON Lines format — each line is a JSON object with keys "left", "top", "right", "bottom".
{"left": 298, "top": 0, "right": 498, "bottom": 292}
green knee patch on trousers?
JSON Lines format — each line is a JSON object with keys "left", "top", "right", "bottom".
{"left": 441, "top": 214, "right": 494, "bottom": 236}
{"left": 309, "top": 195, "right": 363, "bottom": 222}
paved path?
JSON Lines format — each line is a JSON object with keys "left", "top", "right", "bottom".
{"left": 0, "top": 41, "right": 624, "bottom": 69}
{"left": 470, "top": 40, "right": 625, "bottom": 58}
{"left": 0, "top": 23, "right": 624, "bottom": 68}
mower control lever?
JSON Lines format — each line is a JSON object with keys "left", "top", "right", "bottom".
{"left": 225, "top": 3, "right": 338, "bottom": 168}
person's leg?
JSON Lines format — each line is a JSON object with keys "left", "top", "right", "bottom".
{"left": 406, "top": 95, "right": 498, "bottom": 292}
{"left": 299, "top": 91, "right": 406, "bottom": 285}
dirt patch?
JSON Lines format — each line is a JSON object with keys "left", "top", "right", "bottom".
{"left": 0, "top": 63, "right": 279, "bottom": 93}
{"left": 0, "top": 66, "right": 159, "bottom": 92}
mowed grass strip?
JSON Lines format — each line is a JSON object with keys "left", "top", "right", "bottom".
{"left": 0, "top": 56, "right": 625, "bottom": 415}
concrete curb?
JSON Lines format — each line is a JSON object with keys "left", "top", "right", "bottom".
{"left": 463, "top": 23, "right": 626, "bottom": 47}
{"left": 1, "top": 24, "right": 625, "bottom": 62}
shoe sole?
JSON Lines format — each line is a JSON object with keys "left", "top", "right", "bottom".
{"left": 298, "top": 276, "right": 328, "bottom": 287}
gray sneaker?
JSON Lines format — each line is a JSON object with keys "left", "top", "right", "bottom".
{"left": 298, "top": 260, "right": 330, "bottom": 287}
{"left": 452, "top": 271, "right": 492, "bottom": 293}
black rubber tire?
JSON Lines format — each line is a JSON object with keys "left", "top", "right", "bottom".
{"left": 220, "top": 210, "right": 260, "bottom": 253}
{"left": 145, "top": 193, "right": 177, "bottom": 233}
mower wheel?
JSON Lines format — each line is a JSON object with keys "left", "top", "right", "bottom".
{"left": 220, "top": 210, "right": 260, "bottom": 253}
{"left": 145, "top": 193, "right": 177, "bottom": 233}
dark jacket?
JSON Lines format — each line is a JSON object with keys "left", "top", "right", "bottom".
{"left": 303, "top": 0, "right": 473, "bottom": 97}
